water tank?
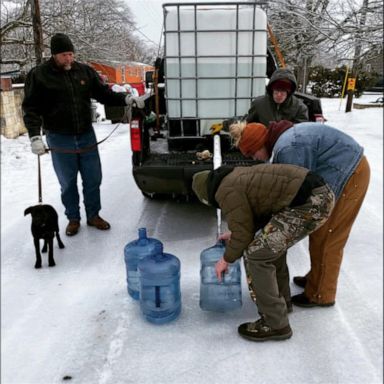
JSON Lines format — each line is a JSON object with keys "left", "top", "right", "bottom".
{"left": 124, "top": 228, "right": 163, "bottom": 300}
{"left": 200, "top": 240, "right": 242, "bottom": 312}
{"left": 138, "top": 243, "right": 181, "bottom": 324}
{"left": 163, "top": 3, "right": 267, "bottom": 133}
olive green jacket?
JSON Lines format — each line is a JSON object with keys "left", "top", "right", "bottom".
{"left": 246, "top": 68, "right": 308, "bottom": 126}
{"left": 214, "top": 164, "right": 309, "bottom": 262}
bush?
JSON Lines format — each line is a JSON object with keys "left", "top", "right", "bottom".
{"left": 308, "top": 65, "right": 380, "bottom": 98}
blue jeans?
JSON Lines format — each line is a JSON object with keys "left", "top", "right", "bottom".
{"left": 46, "top": 130, "right": 102, "bottom": 221}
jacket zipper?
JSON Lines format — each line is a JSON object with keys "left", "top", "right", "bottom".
{"left": 65, "top": 71, "right": 81, "bottom": 134}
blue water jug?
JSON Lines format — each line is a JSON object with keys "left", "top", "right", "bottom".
{"left": 138, "top": 243, "right": 181, "bottom": 324}
{"left": 200, "top": 240, "right": 242, "bottom": 312}
{"left": 124, "top": 228, "right": 163, "bottom": 300}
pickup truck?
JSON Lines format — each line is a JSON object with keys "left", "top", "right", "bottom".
{"left": 127, "top": 2, "right": 323, "bottom": 199}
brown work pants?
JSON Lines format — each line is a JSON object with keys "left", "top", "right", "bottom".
{"left": 305, "top": 156, "right": 370, "bottom": 304}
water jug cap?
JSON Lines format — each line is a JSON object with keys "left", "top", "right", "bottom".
{"left": 138, "top": 228, "right": 147, "bottom": 239}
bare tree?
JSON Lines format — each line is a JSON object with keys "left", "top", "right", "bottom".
{"left": 267, "top": 0, "right": 383, "bottom": 89}
{"left": 0, "top": 0, "right": 158, "bottom": 73}
{"left": 1, "top": 0, "right": 34, "bottom": 69}
{"left": 3, "top": 0, "right": 382, "bottom": 79}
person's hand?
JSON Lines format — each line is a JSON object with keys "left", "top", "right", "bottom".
{"left": 125, "top": 95, "right": 145, "bottom": 109}
{"left": 218, "top": 231, "right": 231, "bottom": 241}
{"left": 314, "top": 114, "right": 325, "bottom": 123}
{"left": 30, "top": 136, "right": 47, "bottom": 155}
{"left": 215, "top": 257, "right": 229, "bottom": 282}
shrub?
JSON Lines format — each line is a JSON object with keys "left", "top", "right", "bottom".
{"left": 308, "top": 65, "right": 380, "bottom": 98}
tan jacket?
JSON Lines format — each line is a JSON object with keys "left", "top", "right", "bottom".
{"left": 215, "top": 164, "right": 309, "bottom": 262}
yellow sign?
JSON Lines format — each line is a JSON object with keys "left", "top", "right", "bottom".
{"left": 347, "top": 78, "right": 356, "bottom": 91}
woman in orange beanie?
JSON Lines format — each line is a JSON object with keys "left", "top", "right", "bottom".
{"left": 230, "top": 120, "right": 293, "bottom": 160}
{"left": 229, "top": 120, "right": 370, "bottom": 308}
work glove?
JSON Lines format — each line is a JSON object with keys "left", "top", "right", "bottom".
{"left": 210, "top": 122, "right": 223, "bottom": 135}
{"left": 125, "top": 94, "right": 145, "bottom": 109}
{"left": 196, "top": 150, "right": 213, "bottom": 160}
{"left": 210, "top": 117, "right": 242, "bottom": 135}
{"left": 30, "top": 136, "right": 47, "bottom": 155}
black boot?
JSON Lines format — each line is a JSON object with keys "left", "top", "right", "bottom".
{"left": 292, "top": 293, "right": 335, "bottom": 307}
{"left": 293, "top": 276, "right": 307, "bottom": 288}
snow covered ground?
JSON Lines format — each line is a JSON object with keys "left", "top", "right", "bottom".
{"left": 1, "top": 94, "right": 383, "bottom": 384}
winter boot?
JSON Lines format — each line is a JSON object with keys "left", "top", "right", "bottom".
{"left": 87, "top": 215, "right": 111, "bottom": 230}
{"left": 238, "top": 317, "right": 292, "bottom": 342}
{"left": 66, "top": 220, "right": 80, "bottom": 236}
{"left": 293, "top": 276, "right": 307, "bottom": 288}
{"left": 291, "top": 293, "right": 335, "bottom": 307}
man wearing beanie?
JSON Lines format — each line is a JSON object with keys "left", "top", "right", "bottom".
{"left": 50, "top": 33, "right": 74, "bottom": 56}
{"left": 192, "top": 164, "right": 335, "bottom": 341}
{"left": 23, "top": 33, "right": 144, "bottom": 236}
{"left": 246, "top": 68, "right": 309, "bottom": 126}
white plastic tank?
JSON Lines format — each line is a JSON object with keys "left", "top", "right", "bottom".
{"left": 164, "top": 3, "right": 267, "bottom": 134}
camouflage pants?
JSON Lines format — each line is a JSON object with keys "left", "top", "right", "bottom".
{"left": 244, "top": 184, "right": 335, "bottom": 329}
{"left": 243, "top": 252, "right": 290, "bottom": 306}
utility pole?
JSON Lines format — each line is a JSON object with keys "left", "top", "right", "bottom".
{"left": 345, "top": 0, "right": 369, "bottom": 112}
{"left": 31, "top": 0, "right": 44, "bottom": 65}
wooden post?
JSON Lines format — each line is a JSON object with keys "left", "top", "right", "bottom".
{"left": 338, "top": 65, "right": 349, "bottom": 111}
{"left": 345, "top": 77, "right": 357, "bottom": 112}
{"left": 267, "top": 24, "right": 286, "bottom": 68}
{"left": 31, "top": 0, "right": 44, "bottom": 65}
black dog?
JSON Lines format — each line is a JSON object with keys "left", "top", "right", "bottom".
{"left": 24, "top": 204, "right": 65, "bottom": 268}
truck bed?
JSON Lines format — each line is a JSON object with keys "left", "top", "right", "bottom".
{"left": 141, "top": 151, "right": 256, "bottom": 166}
{"left": 132, "top": 130, "right": 257, "bottom": 197}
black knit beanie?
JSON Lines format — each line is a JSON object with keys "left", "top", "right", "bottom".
{"left": 50, "top": 33, "right": 74, "bottom": 54}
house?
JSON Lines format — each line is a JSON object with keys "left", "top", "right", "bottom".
{"left": 88, "top": 60, "right": 154, "bottom": 88}
{"left": 363, "top": 48, "right": 383, "bottom": 92}
{"left": 364, "top": 48, "right": 383, "bottom": 76}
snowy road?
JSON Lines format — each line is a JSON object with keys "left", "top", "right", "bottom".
{"left": 1, "top": 96, "right": 383, "bottom": 384}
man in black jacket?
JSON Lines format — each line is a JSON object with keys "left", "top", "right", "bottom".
{"left": 23, "top": 33, "right": 143, "bottom": 236}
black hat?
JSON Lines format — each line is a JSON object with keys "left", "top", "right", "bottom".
{"left": 50, "top": 33, "right": 74, "bottom": 54}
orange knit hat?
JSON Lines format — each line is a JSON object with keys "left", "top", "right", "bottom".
{"left": 238, "top": 123, "right": 268, "bottom": 156}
